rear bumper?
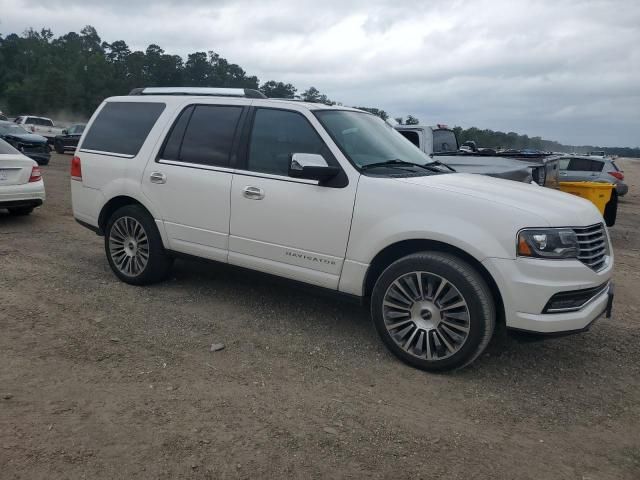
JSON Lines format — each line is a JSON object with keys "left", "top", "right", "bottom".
{"left": 0, "top": 198, "right": 43, "bottom": 209}
{"left": 0, "top": 180, "right": 46, "bottom": 208}
{"left": 615, "top": 183, "right": 628, "bottom": 197}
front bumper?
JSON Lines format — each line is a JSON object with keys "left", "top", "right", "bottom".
{"left": 483, "top": 255, "right": 613, "bottom": 333}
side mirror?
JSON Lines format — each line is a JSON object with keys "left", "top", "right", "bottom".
{"left": 289, "top": 153, "right": 340, "bottom": 183}
{"left": 62, "top": 129, "right": 68, "bottom": 135}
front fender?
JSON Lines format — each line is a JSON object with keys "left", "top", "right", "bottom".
{"left": 345, "top": 175, "right": 546, "bottom": 266}
{"left": 358, "top": 215, "right": 513, "bottom": 264}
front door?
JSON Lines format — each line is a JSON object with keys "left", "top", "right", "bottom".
{"left": 143, "top": 102, "right": 245, "bottom": 262}
{"left": 229, "top": 107, "right": 357, "bottom": 289}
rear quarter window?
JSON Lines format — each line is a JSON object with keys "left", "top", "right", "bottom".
{"left": 0, "top": 138, "right": 20, "bottom": 154}
{"left": 399, "top": 131, "right": 420, "bottom": 148}
{"left": 82, "top": 102, "right": 165, "bottom": 156}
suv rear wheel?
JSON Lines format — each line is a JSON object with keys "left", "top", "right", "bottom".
{"left": 371, "top": 252, "right": 495, "bottom": 371}
{"left": 105, "top": 205, "right": 173, "bottom": 285}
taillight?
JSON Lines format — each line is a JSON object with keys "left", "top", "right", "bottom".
{"left": 608, "top": 171, "right": 624, "bottom": 181}
{"left": 29, "top": 166, "right": 42, "bottom": 182}
{"left": 71, "top": 155, "right": 82, "bottom": 181}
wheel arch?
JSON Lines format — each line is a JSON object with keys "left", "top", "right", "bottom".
{"left": 363, "top": 239, "right": 505, "bottom": 327}
{"left": 98, "top": 196, "right": 152, "bottom": 234}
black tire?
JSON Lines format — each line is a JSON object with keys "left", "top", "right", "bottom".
{"left": 105, "top": 204, "right": 173, "bottom": 285}
{"left": 8, "top": 206, "right": 34, "bottom": 216}
{"left": 54, "top": 140, "right": 65, "bottom": 154}
{"left": 603, "top": 191, "right": 617, "bottom": 227}
{"left": 371, "top": 252, "right": 495, "bottom": 372}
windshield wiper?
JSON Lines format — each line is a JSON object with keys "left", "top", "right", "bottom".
{"left": 426, "top": 160, "right": 456, "bottom": 172}
{"left": 360, "top": 159, "right": 421, "bottom": 171}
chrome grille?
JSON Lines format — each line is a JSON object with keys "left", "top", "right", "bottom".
{"left": 573, "top": 223, "right": 608, "bottom": 271}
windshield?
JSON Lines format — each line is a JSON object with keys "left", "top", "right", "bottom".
{"left": 0, "top": 124, "right": 29, "bottom": 135}
{"left": 314, "top": 110, "right": 433, "bottom": 168}
{"left": 433, "top": 129, "right": 458, "bottom": 153}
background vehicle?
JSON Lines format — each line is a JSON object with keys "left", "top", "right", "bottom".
{"left": 71, "top": 87, "right": 614, "bottom": 372}
{"left": 53, "top": 124, "right": 86, "bottom": 154}
{"left": 13, "top": 115, "right": 64, "bottom": 143}
{"left": 0, "top": 121, "right": 51, "bottom": 165}
{"left": 558, "top": 155, "right": 628, "bottom": 197}
{"left": 0, "top": 138, "right": 45, "bottom": 215}
{"left": 395, "top": 124, "right": 560, "bottom": 187}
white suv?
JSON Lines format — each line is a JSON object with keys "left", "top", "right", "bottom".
{"left": 71, "top": 87, "right": 614, "bottom": 371}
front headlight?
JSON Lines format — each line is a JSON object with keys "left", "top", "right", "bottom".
{"left": 517, "top": 228, "right": 579, "bottom": 259}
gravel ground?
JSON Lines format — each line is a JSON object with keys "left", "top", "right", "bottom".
{"left": 1, "top": 154, "right": 639, "bottom": 479}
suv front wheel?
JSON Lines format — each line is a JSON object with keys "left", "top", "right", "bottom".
{"left": 371, "top": 252, "right": 495, "bottom": 371}
{"left": 105, "top": 205, "right": 173, "bottom": 285}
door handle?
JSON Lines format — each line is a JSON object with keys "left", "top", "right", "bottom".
{"left": 242, "top": 186, "right": 265, "bottom": 200}
{"left": 150, "top": 171, "right": 167, "bottom": 184}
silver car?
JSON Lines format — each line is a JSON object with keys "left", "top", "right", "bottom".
{"left": 558, "top": 155, "right": 628, "bottom": 197}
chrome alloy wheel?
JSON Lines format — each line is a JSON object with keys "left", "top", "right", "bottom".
{"left": 108, "top": 216, "right": 150, "bottom": 277}
{"left": 382, "top": 271, "right": 471, "bottom": 360}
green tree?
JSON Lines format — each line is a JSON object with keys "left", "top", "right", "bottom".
{"left": 405, "top": 115, "right": 420, "bottom": 125}
{"left": 354, "top": 106, "right": 389, "bottom": 121}
{"left": 301, "top": 86, "right": 334, "bottom": 104}
{"left": 260, "top": 80, "right": 297, "bottom": 98}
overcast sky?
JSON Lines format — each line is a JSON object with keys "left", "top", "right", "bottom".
{"left": 2, "top": 0, "right": 639, "bottom": 147}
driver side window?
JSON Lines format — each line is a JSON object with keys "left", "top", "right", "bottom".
{"left": 248, "top": 109, "right": 325, "bottom": 176}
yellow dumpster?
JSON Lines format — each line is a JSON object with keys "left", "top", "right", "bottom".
{"left": 559, "top": 181, "right": 614, "bottom": 215}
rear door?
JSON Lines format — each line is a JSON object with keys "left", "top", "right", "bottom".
{"left": 142, "top": 101, "right": 246, "bottom": 262}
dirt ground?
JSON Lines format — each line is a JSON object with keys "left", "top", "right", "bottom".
{"left": 1, "top": 154, "right": 639, "bottom": 479}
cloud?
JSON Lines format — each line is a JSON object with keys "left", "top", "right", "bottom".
{"left": 2, "top": 0, "right": 639, "bottom": 146}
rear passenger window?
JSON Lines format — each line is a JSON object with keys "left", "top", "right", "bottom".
{"left": 160, "top": 105, "right": 242, "bottom": 167}
{"left": 567, "top": 158, "right": 595, "bottom": 171}
{"left": 248, "top": 109, "right": 325, "bottom": 176}
{"left": 82, "top": 102, "right": 165, "bottom": 156}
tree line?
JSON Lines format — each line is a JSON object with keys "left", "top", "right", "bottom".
{"left": 0, "top": 26, "right": 637, "bottom": 157}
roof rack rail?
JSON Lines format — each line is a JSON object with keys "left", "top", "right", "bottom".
{"left": 128, "top": 87, "right": 267, "bottom": 99}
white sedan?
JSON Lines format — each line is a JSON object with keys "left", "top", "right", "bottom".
{"left": 0, "top": 138, "right": 45, "bottom": 215}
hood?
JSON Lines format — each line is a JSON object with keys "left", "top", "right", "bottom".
{"left": 395, "top": 173, "right": 603, "bottom": 227}
{"left": 4, "top": 133, "right": 48, "bottom": 144}
{"left": 435, "top": 154, "right": 535, "bottom": 170}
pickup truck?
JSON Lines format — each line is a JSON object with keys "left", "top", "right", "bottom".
{"left": 14, "top": 116, "right": 65, "bottom": 144}
{"left": 395, "top": 124, "right": 559, "bottom": 188}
